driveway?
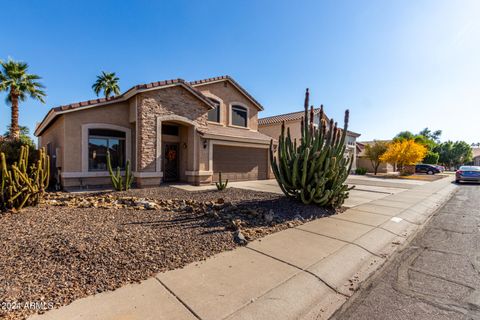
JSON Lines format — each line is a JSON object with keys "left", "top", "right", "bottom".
{"left": 226, "top": 176, "right": 428, "bottom": 208}
{"left": 172, "top": 176, "right": 430, "bottom": 208}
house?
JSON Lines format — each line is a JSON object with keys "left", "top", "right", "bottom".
{"left": 34, "top": 76, "right": 275, "bottom": 188}
{"left": 258, "top": 109, "right": 361, "bottom": 171}
{"left": 473, "top": 148, "right": 480, "bottom": 166}
{"left": 356, "top": 141, "right": 395, "bottom": 173}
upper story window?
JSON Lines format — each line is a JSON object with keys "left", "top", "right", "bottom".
{"left": 231, "top": 105, "right": 248, "bottom": 127}
{"left": 88, "top": 129, "right": 126, "bottom": 171}
{"left": 207, "top": 98, "right": 220, "bottom": 123}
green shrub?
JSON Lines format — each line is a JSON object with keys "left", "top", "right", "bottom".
{"left": 355, "top": 167, "right": 368, "bottom": 175}
{"left": 269, "top": 88, "right": 352, "bottom": 207}
{"left": 0, "top": 136, "right": 36, "bottom": 166}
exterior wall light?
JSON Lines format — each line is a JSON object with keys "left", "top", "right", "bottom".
{"left": 203, "top": 140, "right": 208, "bottom": 149}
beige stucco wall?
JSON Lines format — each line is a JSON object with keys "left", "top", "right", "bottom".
{"left": 259, "top": 120, "right": 302, "bottom": 142}
{"left": 357, "top": 157, "right": 394, "bottom": 173}
{"left": 62, "top": 101, "right": 131, "bottom": 172}
{"left": 38, "top": 115, "right": 65, "bottom": 169}
{"left": 193, "top": 81, "right": 260, "bottom": 131}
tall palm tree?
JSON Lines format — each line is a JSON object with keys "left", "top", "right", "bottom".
{"left": 92, "top": 71, "right": 120, "bottom": 98}
{"left": 0, "top": 59, "right": 46, "bottom": 139}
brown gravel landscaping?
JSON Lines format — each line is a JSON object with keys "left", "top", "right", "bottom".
{"left": 0, "top": 186, "right": 338, "bottom": 320}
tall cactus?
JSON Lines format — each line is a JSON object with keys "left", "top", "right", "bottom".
{"left": 0, "top": 146, "right": 50, "bottom": 211}
{"left": 269, "top": 88, "right": 353, "bottom": 207}
{"left": 107, "top": 151, "right": 133, "bottom": 191}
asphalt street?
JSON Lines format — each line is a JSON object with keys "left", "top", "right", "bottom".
{"left": 332, "top": 183, "right": 480, "bottom": 320}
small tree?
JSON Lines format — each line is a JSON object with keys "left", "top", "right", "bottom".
{"left": 380, "top": 140, "right": 427, "bottom": 172}
{"left": 423, "top": 151, "right": 439, "bottom": 164}
{"left": 364, "top": 141, "right": 388, "bottom": 175}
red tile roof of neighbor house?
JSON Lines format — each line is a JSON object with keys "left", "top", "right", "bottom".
{"left": 258, "top": 108, "right": 326, "bottom": 125}
{"left": 35, "top": 75, "right": 263, "bottom": 136}
{"left": 259, "top": 108, "right": 360, "bottom": 137}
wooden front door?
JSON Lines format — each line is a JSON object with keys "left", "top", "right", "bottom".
{"left": 163, "top": 143, "right": 179, "bottom": 182}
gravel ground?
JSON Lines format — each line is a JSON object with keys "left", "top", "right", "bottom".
{"left": 0, "top": 187, "right": 337, "bottom": 320}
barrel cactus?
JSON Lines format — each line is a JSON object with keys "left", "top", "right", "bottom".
{"left": 1, "top": 146, "right": 50, "bottom": 211}
{"left": 269, "top": 88, "right": 353, "bottom": 207}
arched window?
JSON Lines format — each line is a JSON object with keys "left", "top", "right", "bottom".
{"left": 88, "top": 129, "right": 126, "bottom": 171}
{"left": 231, "top": 105, "right": 248, "bottom": 127}
{"left": 208, "top": 98, "right": 220, "bottom": 122}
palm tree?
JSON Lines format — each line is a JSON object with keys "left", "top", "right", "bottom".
{"left": 0, "top": 59, "right": 46, "bottom": 139}
{"left": 92, "top": 71, "right": 120, "bottom": 98}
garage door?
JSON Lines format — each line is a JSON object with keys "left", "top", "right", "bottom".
{"left": 213, "top": 145, "right": 268, "bottom": 182}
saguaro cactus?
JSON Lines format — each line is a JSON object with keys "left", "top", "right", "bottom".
{"left": 269, "top": 89, "right": 353, "bottom": 207}
{"left": 106, "top": 151, "right": 133, "bottom": 191}
{"left": 0, "top": 146, "right": 50, "bottom": 211}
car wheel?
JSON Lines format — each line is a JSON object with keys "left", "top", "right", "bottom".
{"left": 427, "top": 170, "right": 433, "bottom": 175}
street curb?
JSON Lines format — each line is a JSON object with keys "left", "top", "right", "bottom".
{"left": 325, "top": 178, "right": 458, "bottom": 320}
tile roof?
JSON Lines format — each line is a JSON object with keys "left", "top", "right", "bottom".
{"left": 189, "top": 75, "right": 264, "bottom": 111}
{"left": 198, "top": 125, "right": 273, "bottom": 144}
{"left": 52, "top": 78, "right": 194, "bottom": 113}
{"left": 35, "top": 75, "right": 264, "bottom": 136}
{"left": 259, "top": 108, "right": 361, "bottom": 137}
{"left": 258, "top": 108, "right": 326, "bottom": 125}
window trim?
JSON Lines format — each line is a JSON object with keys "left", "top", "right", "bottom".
{"left": 81, "top": 123, "right": 131, "bottom": 173}
{"left": 229, "top": 102, "right": 249, "bottom": 129}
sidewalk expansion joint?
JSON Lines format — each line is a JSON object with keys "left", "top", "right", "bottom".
{"left": 293, "top": 227, "right": 383, "bottom": 258}
{"left": 245, "top": 246, "right": 349, "bottom": 298}
{"left": 329, "top": 215, "right": 408, "bottom": 237}
{"left": 154, "top": 277, "right": 203, "bottom": 320}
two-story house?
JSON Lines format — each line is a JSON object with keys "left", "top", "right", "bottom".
{"left": 34, "top": 76, "right": 274, "bottom": 188}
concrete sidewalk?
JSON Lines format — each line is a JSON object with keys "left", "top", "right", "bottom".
{"left": 31, "top": 177, "right": 457, "bottom": 320}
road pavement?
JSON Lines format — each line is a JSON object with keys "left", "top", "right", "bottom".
{"left": 332, "top": 183, "right": 480, "bottom": 320}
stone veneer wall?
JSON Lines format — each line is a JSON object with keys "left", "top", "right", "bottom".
{"left": 136, "top": 86, "right": 209, "bottom": 172}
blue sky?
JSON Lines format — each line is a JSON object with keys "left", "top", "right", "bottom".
{"left": 1, "top": 0, "right": 479, "bottom": 143}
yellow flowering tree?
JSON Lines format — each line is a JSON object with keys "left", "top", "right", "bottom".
{"left": 380, "top": 140, "right": 427, "bottom": 171}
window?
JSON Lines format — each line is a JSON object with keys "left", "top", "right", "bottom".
{"left": 208, "top": 98, "right": 220, "bottom": 122}
{"left": 231, "top": 105, "right": 248, "bottom": 127}
{"left": 88, "top": 129, "right": 126, "bottom": 171}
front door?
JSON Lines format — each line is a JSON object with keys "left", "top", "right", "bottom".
{"left": 163, "top": 143, "right": 179, "bottom": 182}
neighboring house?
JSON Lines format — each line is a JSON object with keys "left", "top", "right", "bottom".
{"left": 34, "top": 76, "right": 274, "bottom": 189}
{"left": 356, "top": 141, "right": 395, "bottom": 173}
{"left": 473, "top": 148, "right": 480, "bottom": 166}
{"left": 258, "top": 109, "right": 361, "bottom": 171}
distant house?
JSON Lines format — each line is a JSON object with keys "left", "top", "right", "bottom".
{"left": 258, "top": 109, "right": 361, "bottom": 171}
{"left": 473, "top": 148, "right": 480, "bottom": 166}
{"left": 356, "top": 140, "right": 395, "bottom": 173}
{"left": 34, "top": 76, "right": 274, "bottom": 189}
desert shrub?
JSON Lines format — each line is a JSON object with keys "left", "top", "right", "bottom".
{"left": 355, "top": 167, "right": 368, "bottom": 175}
{"left": 0, "top": 136, "right": 36, "bottom": 166}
